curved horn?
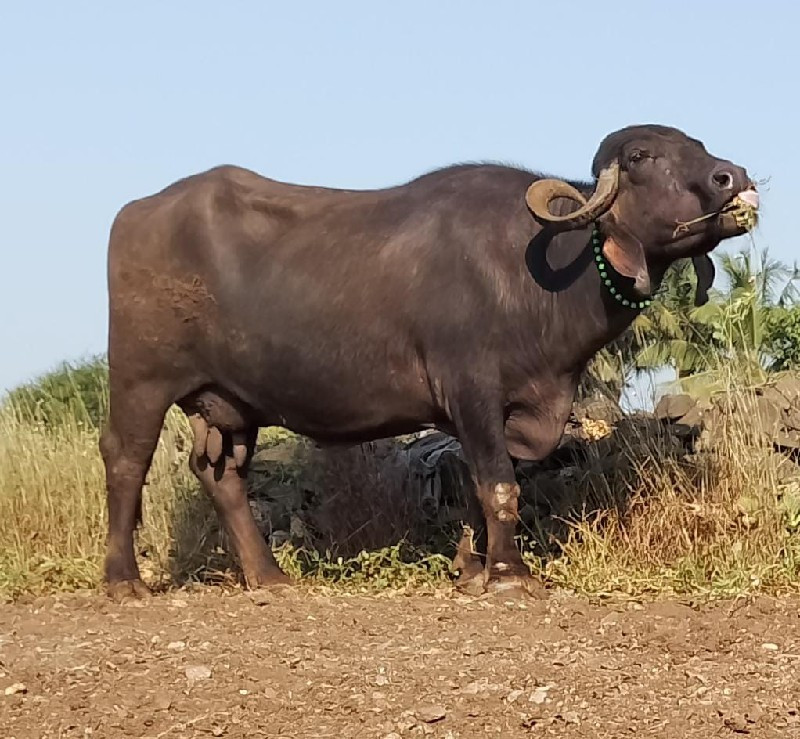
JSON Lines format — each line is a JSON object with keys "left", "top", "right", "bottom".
{"left": 525, "top": 161, "right": 620, "bottom": 231}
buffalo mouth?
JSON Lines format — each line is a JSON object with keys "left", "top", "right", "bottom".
{"left": 673, "top": 186, "right": 760, "bottom": 242}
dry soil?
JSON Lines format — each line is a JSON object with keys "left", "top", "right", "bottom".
{"left": 2, "top": 587, "right": 800, "bottom": 738}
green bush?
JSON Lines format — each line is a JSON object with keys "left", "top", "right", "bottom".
{"left": 764, "top": 306, "right": 800, "bottom": 371}
{"left": 3, "top": 355, "right": 109, "bottom": 428}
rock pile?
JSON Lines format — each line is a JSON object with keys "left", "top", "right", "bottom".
{"left": 655, "top": 373, "right": 800, "bottom": 453}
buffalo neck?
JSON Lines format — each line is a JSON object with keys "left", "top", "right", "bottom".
{"left": 520, "top": 223, "right": 646, "bottom": 373}
{"left": 420, "top": 164, "right": 663, "bottom": 382}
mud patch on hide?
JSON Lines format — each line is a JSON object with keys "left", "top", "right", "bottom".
{"left": 152, "top": 273, "right": 217, "bottom": 323}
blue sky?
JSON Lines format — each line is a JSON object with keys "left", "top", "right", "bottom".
{"left": 1, "top": 2, "right": 797, "bottom": 393}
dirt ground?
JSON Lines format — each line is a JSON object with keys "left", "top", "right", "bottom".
{"left": 2, "top": 587, "right": 800, "bottom": 738}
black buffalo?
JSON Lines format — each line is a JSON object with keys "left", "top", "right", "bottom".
{"left": 100, "top": 124, "right": 758, "bottom": 600}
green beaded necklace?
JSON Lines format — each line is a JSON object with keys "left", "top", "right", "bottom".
{"left": 591, "top": 226, "right": 652, "bottom": 311}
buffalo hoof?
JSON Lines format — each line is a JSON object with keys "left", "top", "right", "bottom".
{"left": 484, "top": 574, "right": 548, "bottom": 600}
{"left": 244, "top": 568, "right": 293, "bottom": 590}
{"left": 107, "top": 579, "right": 152, "bottom": 602}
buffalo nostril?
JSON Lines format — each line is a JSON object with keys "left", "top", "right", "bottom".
{"left": 712, "top": 170, "right": 734, "bottom": 191}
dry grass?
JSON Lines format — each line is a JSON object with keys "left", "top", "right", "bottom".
{"left": 536, "top": 386, "right": 800, "bottom": 597}
{"left": 0, "top": 404, "right": 224, "bottom": 600}
{"left": 301, "top": 441, "right": 447, "bottom": 555}
{"left": 1, "top": 365, "right": 800, "bottom": 600}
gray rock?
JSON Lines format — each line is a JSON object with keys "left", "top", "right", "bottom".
{"left": 775, "top": 374, "right": 800, "bottom": 402}
{"left": 758, "top": 386, "right": 791, "bottom": 412}
{"left": 575, "top": 397, "right": 623, "bottom": 424}
{"left": 775, "top": 431, "right": 800, "bottom": 450}
{"left": 753, "top": 395, "right": 782, "bottom": 436}
{"left": 655, "top": 394, "right": 696, "bottom": 421}
{"left": 415, "top": 704, "right": 446, "bottom": 723}
{"left": 184, "top": 665, "right": 212, "bottom": 683}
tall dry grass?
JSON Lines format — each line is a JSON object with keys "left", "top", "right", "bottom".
{"left": 0, "top": 402, "right": 225, "bottom": 600}
{"left": 1, "top": 360, "right": 799, "bottom": 600}
{"left": 537, "top": 383, "right": 800, "bottom": 597}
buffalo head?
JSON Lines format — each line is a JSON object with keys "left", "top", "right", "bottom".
{"left": 525, "top": 124, "right": 759, "bottom": 305}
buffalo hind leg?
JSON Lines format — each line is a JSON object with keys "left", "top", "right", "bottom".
{"left": 188, "top": 419, "right": 290, "bottom": 588}
{"left": 453, "top": 392, "right": 545, "bottom": 599}
{"left": 101, "top": 382, "right": 172, "bottom": 601}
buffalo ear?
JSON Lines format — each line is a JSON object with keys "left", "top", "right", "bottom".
{"left": 692, "top": 255, "right": 715, "bottom": 306}
{"left": 602, "top": 234, "right": 651, "bottom": 297}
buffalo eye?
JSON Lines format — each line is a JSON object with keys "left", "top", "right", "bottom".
{"left": 628, "top": 149, "right": 647, "bottom": 165}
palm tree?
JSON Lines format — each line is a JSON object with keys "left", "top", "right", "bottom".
{"left": 717, "top": 248, "right": 800, "bottom": 307}
{"left": 581, "top": 259, "right": 717, "bottom": 400}
{"left": 691, "top": 247, "right": 799, "bottom": 368}
{"left": 629, "top": 259, "right": 717, "bottom": 378}
{"left": 580, "top": 244, "right": 800, "bottom": 400}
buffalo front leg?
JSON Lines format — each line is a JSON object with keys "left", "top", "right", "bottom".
{"left": 453, "top": 395, "right": 545, "bottom": 599}
{"left": 189, "top": 422, "right": 290, "bottom": 589}
{"left": 477, "top": 480, "right": 544, "bottom": 597}
{"left": 452, "top": 457, "right": 525, "bottom": 593}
